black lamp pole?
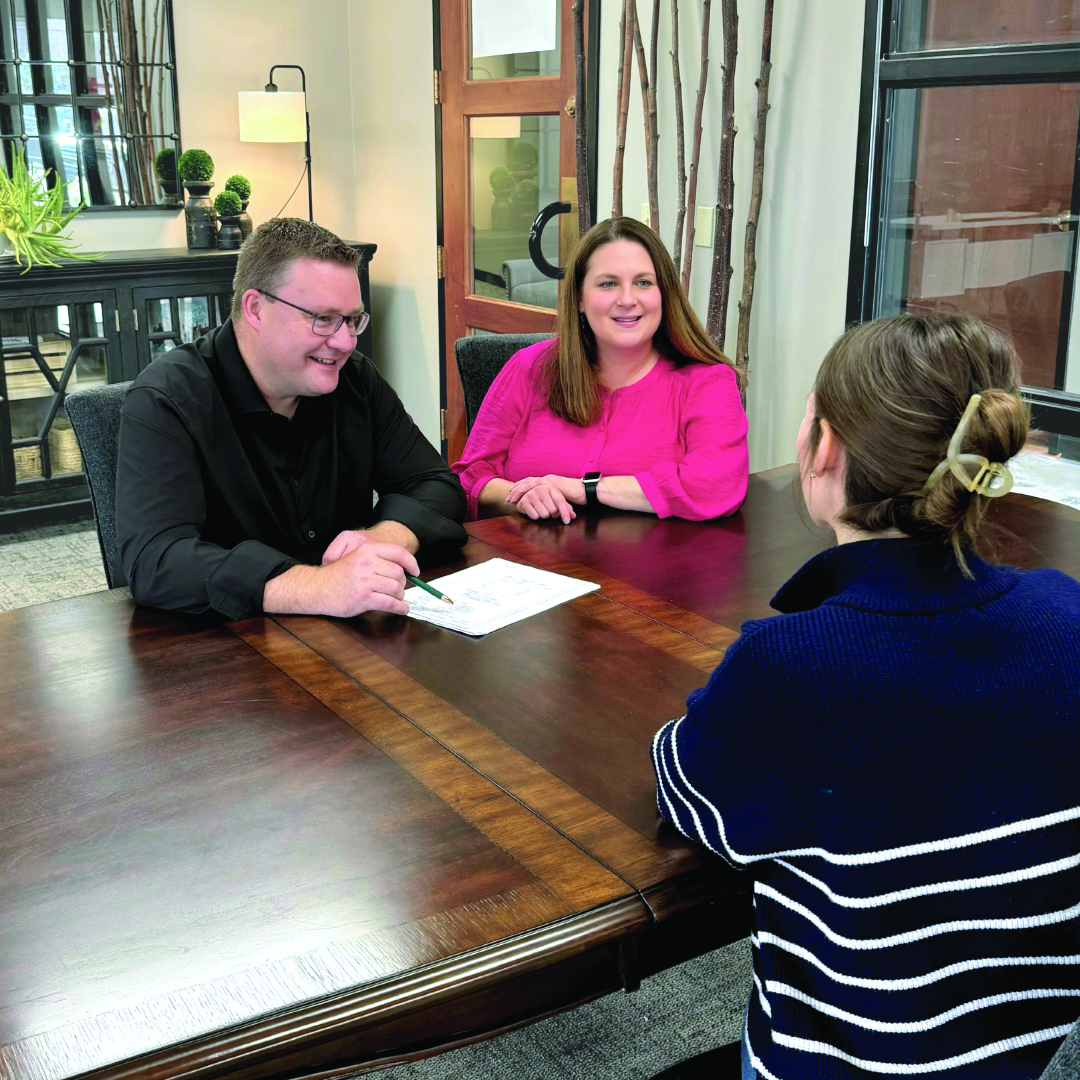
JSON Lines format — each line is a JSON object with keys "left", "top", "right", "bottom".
{"left": 266, "top": 64, "right": 312, "bottom": 222}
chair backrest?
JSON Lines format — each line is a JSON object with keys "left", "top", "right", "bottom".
{"left": 1040, "top": 1019, "right": 1079, "bottom": 1079}
{"left": 65, "top": 382, "right": 132, "bottom": 590}
{"left": 454, "top": 333, "right": 553, "bottom": 433}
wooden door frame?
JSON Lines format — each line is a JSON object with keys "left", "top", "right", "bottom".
{"left": 432, "top": 0, "right": 600, "bottom": 461}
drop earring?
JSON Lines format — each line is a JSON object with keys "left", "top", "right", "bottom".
{"left": 579, "top": 312, "right": 587, "bottom": 332}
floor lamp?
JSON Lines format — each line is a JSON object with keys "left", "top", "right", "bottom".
{"left": 238, "top": 65, "right": 312, "bottom": 221}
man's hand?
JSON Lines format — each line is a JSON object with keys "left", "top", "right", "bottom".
{"left": 263, "top": 541, "right": 420, "bottom": 617}
{"left": 505, "top": 474, "right": 584, "bottom": 524}
{"left": 322, "top": 522, "right": 420, "bottom": 565}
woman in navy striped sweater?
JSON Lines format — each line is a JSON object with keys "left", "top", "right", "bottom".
{"left": 653, "top": 313, "right": 1080, "bottom": 1080}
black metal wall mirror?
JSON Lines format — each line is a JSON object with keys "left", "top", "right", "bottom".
{"left": 0, "top": 0, "right": 180, "bottom": 210}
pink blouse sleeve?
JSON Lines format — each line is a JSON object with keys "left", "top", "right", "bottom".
{"left": 635, "top": 363, "right": 748, "bottom": 520}
{"left": 451, "top": 345, "right": 545, "bottom": 519}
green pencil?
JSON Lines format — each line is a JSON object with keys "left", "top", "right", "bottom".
{"left": 405, "top": 572, "right": 453, "bottom": 605}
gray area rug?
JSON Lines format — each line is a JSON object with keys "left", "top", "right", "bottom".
{"left": 0, "top": 523, "right": 106, "bottom": 612}
{"left": 375, "top": 938, "right": 751, "bottom": 1079}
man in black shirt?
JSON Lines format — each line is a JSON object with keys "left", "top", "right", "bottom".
{"left": 116, "top": 219, "right": 467, "bottom": 620}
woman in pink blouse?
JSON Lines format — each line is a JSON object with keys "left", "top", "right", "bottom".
{"left": 452, "top": 217, "right": 749, "bottom": 522}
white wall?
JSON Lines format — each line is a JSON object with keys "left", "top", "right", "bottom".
{"left": 67, "top": 0, "right": 358, "bottom": 251}
{"left": 347, "top": 0, "right": 442, "bottom": 447}
{"left": 596, "top": 0, "right": 865, "bottom": 471}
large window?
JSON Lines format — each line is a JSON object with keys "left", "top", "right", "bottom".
{"left": 850, "top": 0, "right": 1080, "bottom": 451}
{"left": 0, "top": 0, "right": 180, "bottom": 209}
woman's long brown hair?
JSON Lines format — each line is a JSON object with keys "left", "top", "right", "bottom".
{"left": 543, "top": 217, "right": 742, "bottom": 426}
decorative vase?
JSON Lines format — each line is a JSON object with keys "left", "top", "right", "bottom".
{"left": 237, "top": 199, "right": 253, "bottom": 241}
{"left": 217, "top": 215, "right": 243, "bottom": 250}
{"left": 183, "top": 180, "right": 217, "bottom": 250}
{"left": 158, "top": 178, "right": 178, "bottom": 204}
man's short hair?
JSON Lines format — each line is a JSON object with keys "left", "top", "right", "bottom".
{"left": 231, "top": 218, "right": 360, "bottom": 320}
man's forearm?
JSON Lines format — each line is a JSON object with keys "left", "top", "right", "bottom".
{"left": 262, "top": 563, "right": 323, "bottom": 614}
{"left": 359, "top": 519, "right": 419, "bottom": 553}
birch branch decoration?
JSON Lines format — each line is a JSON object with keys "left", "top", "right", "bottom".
{"left": 680, "top": 0, "right": 711, "bottom": 294}
{"left": 632, "top": 4, "right": 659, "bottom": 233}
{"left": 572, "top": 0, "right": 591, "bottom": 236}
{"left": 612, "top": 0, "right": 633, "bottom": 217}
{"left": 671, "top": 0, "right": 687, "bottom": 275}
{"left": 647, "top": 0, "right": 661, "bottom": 233}
{"left": 735, "top": 0, "right": 774, "bottom": 377}
{"left": 705, "top": 0, "right": 738, "bottom": 348}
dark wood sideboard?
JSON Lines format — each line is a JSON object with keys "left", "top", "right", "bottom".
{"left": 0, "top": 243, "right": 377, "bottom": 531}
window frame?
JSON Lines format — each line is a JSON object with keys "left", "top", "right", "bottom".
{"left": 848, "top": 0, "right": 1080, "bottom": 439}
{"left": 0, "top": 0, "right": 182, "bottom": 212}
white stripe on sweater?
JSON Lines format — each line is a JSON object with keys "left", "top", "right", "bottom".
{"left": 755, "top": 930, "right": 1080, "bottom": 990}
{"left": 768, "top": 983, "right": 1080, "bottom": 1033}
{"left": 657, "top": 717, "right": 1080, "bottom": 867}
{"left": 755, "top": 881, "right": 1080, "bottom": 949}
{"left": 774, "top": 852, "right": 1080, "bottom": 908}
{"left": 770, "top": 1022, "right": 1075, "bottom": 1074}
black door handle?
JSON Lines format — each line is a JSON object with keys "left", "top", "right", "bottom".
{"left": 529, "top": 200, "right": 571, "bottom": 280}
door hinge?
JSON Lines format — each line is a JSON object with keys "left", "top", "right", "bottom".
{"left": 440, "top": 408, "right": 446, "bottom": 442}
{"left": 437, "top": 245, "right": 445, "bottom": 279}
{"left": 133, "top": 309, "right": 139, "bottom": 332}
{"left": 434, "top": 69, "right": 441, "bottom": 105}
{"left": 114, "top": 310, "right": 120, "bottom": 332}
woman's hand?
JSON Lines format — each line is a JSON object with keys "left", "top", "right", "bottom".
{"left": 506, "top": 474, "right": 584, "bottom": 524}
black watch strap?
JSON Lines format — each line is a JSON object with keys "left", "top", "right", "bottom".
{"left": 582, "top": 472, "right": 602, "bottom": 510}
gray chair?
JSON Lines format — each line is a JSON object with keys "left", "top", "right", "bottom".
{"left": 65, "top": 381, "right": 132, "bottom": 589}
{"left": 1041, "top": 1019, "right": 1080, "bottom": 1079}
{"left": 501, "top": 258, "right": 560, "bottom": 309}
{"left": 454, "top": 333, "right": 553, "bottom": 432}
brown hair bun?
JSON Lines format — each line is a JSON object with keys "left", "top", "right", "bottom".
{"left": 810, "top": 312, "right": 1030, "bottom": 572}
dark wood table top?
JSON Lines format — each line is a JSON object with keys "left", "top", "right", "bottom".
{"left": 4, "top": 467, "right": 1077, "bottom": 1080}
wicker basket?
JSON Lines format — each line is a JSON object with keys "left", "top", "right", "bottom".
{"left": 48, "top": 418, "right": 83, "bottom": 474}
{"left": 13, "top": 444, "right": 42, "bottom": 481}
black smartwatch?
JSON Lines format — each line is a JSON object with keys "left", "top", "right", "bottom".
{"left": 582, "top": 471, "right": 602, "bottom": 511}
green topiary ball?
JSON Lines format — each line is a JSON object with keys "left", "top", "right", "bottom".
{"left": 224, "top": 174, "right": 251, "bottom": 200}
{"left": 213, "top": 190, "right": 242, "bottom": 217}
{"left": 154, "top": 147, "right": 176, "bottom": 181}
{"left": 178, "top": 148, "right": 214, "bottom": 182}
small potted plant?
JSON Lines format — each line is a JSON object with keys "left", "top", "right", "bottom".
{"left": 214, "top": 190, "right": 244, "bottom": 250}
{"left": 224, "top": 174, "right": 252, "bottom": 239}
{"left": 154, "top": 147, "right": 178, "bottom": 202}
{"left": 177, "top": 148, "right": 216, "bottom": 249}
{"left": 0, "top": 149, "right": 100, "bottom": 272}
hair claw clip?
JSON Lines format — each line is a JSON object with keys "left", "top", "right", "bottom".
{"left": 922, "top": 394, "right": 1014, "bottom": 498}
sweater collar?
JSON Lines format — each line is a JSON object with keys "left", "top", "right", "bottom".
{"left": 771, "top": 538, "right": 1020, "bottom": 616}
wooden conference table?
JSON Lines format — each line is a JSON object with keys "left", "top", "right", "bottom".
{"left": 4, "top": 468, "right": 1079, "bottom": 1080}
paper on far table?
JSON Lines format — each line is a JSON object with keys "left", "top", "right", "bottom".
{"left": 403, "top": 557, "right": 599, "bottom": 636}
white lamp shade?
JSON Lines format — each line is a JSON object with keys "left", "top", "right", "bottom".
{"left": 238, "top": 91, "right": 306, "bottom": 142}
{"left": 469, "top": 115, "right": 522, "bottom": 139}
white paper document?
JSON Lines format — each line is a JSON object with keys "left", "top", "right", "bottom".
{"left": 404, "top": 557, "right": 599, "bottom": 636}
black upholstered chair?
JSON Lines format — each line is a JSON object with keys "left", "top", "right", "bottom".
{"left": 65, "top": 382, "right": 132, "bottom": 590}
{"left": 1041, "top": 1019, "right": 1080, "bottom": 1079}
{"left": 454, "top": 333, "right": 553, "bottom": 433}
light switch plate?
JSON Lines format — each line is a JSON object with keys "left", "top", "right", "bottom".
{"left": 695, "top": 206, "right": 715, "bottom": 247}
{"left": 640, "top": 202, "right": 650, "bottom": 225}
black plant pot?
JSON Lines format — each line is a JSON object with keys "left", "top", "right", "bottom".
{"left": 217, "top": 215, "right": 243, "bottom": 250}
{"left": 237, "top": 199, "right": 253, "bottom": 241}
{"left": 158, "top": 178, "right": 178, "bottom": 204}
{"left": 183, "top": 180, "right": 217, "bottom": 250}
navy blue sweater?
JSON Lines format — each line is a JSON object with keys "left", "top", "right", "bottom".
{"left": 652, "top": 539, "right": 1080, "bottom": 1079}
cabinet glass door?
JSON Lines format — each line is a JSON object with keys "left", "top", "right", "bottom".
{"left": 0, "top": 294, "right": 119, "bottom": 491}
{"left": 133, "top": 288, "right": 232, "bottom": 370}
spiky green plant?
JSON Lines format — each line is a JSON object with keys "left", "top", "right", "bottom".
{"left": 214, "top": 190, "right": 242, "bottom": 217}
{"left": 0, "top": 150, "right": 100, "bottom": 272}
{"left": 224, "top": 174, "right": 251, "bottom": 200}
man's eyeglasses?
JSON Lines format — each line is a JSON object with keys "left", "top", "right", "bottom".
{"left": 260, "top": 290, "right": 370, "bottom": 338}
